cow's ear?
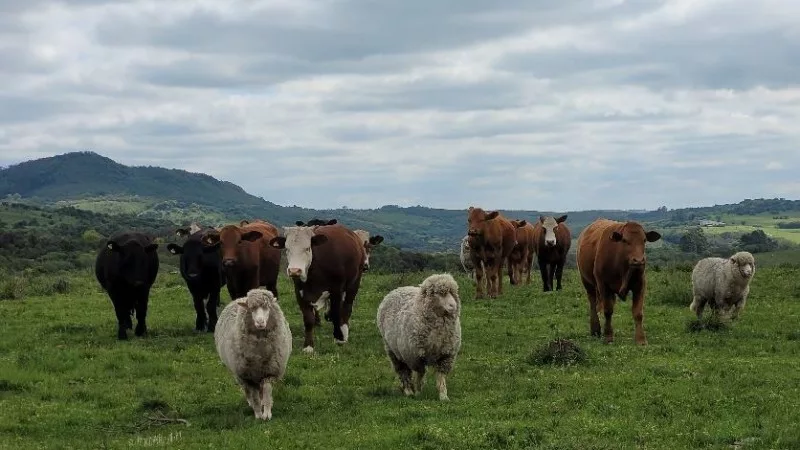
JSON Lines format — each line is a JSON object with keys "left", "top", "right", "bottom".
{"left": 646, "top": 231, "right": 661, "bottom": 242}
{"left": 370, "top": 235, "right": 384, "bottom": 245}
{"left": 556, "top": 215, "right": 568, "bottom": 223}
{"left": 486, "top": 211, "right": 499, "bottom": 220}
{"left": 517, "top": 220, "right": 526, "bottom": 228}
{"left": 175, "top": 228, "right": 190, "bottom": 237}
{"left": 240, "top": 220, "right": 250, "bottom": 226}
{"left": 106, "top": 241, "right": 120, "bottom": 252}
{"left": 145, "top": 243, "right": 158, "bottom": 252}
{"left": 295, "top": 221, "right": 306, "bottom": 226}
{"left": 203, "top": 241, "right": 220, "bottom": 252}
{"left": 241, "top": 230, "right": 262, "bottom": 242}
{"left": 310, "top": 235, "right": 328, "bottom": 246}
{"left": 611, "top": 231, "right": 623, "bottom": 242}
{"left": 269, "top": 236, "right": 286, "bottom": 249}
{"left": 327, "top": 219, "right": 338, "bottom": 225}
{"left": 167, "top": 243, "right": 183, "bottom": 255}
{"left": 204, "top": 232, "right": 220, "bottom": 246}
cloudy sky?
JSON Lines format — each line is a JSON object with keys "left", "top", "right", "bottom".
{"left": 1, "top": 0, "right": 799, "bottom": 211}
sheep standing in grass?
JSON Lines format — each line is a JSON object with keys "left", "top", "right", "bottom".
{"left": 690, "top": 251, "right": 756, "bottom": 321}
{"left": 460, "top": 236, "right": 475, "bottom": 279}
{"left": 214, "top": 288, "right": 292, "bottom": 420}
{"left": 376, "top": 273, "right": 461, "bottom": 401}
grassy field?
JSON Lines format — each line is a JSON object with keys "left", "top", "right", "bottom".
{"left": 1, "top": 265, "right": 799, "bottom": 449}
{"left": 698, "top": 213, "right": 800, "bottom": 245}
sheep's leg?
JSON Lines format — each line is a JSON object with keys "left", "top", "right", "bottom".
{"left": 413, "top": 369, "right": 425, "bottom": 394}
{"left": 241, "top": 380, "right": 261, "bottom": 418}
{"left": 731, "top": 296, "right": 747, "bottom": 320}
{"left": 259, "top": 380, "right": 273, "bottom": 421}
{"left": 582, "top": 279, "right": 601, "bottom": 338}
{"left": 435, "top": 372, "right": 449, "bottom": 401}
{"left": 690, "top": 294, "right": 707, "bottom": 319}
{"left": 386, "top": 349, "right": 413, "bottom": 396}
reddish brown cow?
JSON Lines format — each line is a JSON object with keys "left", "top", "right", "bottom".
{"left": 576, "top": 218, "right": 661, "bottom": 345}
{"left": 508, "top": 219, "right": 536, "bottom": 286}
{"left": 203, "top": 220, "right": 281, "bottom": 302}
{"left": 269, "top": 224, "right": 365, "bottom": 353}
{"left": 466, "top": 206, "right": 517, "bottom": 299}
{"left": 532, "top": 215, "right": 572, "bottom": 291}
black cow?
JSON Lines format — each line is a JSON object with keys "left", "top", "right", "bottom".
{"left": 95, "top": 232, "right": 159, "bottom": 340}
{"left": 296, "top": 219, "right": 338, "bottom": 227}
{"left": 167, "top": 226, "right": 226, "bottom": 332}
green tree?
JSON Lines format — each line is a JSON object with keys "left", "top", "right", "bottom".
{"left": 679, "top": 227, "right": 709, "bottom": 254}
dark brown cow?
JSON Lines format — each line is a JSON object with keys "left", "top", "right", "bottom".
{"left": 269, "top": 224, "right": 365, "bottom": 353}
{"left": 203, "top": 220, "right": 281, "bottom": 301}
{"left": 532, "top": 214, "right": 572, "bottom": 291}
{"left": 508, "top": 219, "right": 536, "bottom": 286}
{"left": 466, "top": 206, "right": 517, "bottom": 299}
{"left": 576, "top": 218, "right": 661, "bottom": 345}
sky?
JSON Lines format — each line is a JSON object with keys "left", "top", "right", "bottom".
{"left": 1, "top": 0, "right": 799, "bottom": 211}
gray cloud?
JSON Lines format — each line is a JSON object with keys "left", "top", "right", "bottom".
{"left": 1, "top": 0, "right": 799, "bottom": 211}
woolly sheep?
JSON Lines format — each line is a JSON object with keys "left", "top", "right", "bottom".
{"left": 214, "top": 288, "right": 292, "bottom": 420}
{"left": 690, "top": 251, "right": 756, "bottom": 320}
{"left": 376, "top": 273, "right": 462, "bottom": 401}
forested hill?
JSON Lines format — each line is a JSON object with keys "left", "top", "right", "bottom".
{"left": 2, "top": 152, "right": 800, "bottom": 252}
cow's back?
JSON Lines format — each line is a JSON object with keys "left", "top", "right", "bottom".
{"left": 242, "top": 221, "right": 281, "bottom": 266}
{"left": 498, "top": 217, "right": 517, "bottom": 257}
{"left": 310, "top": 225, "right": 362, "bottom": 283}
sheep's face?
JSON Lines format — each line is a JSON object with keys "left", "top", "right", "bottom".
{"left": 237, "top": 293, "right": 272, "bottom": 330}
{"left": 433, "top": 292, "right": 459, "bottom": 317}
{"left": 731, "top": 252, "right": 755, "bottom": 279}
{"left": 269, "top": 226, "right": 328, "bottom": 282}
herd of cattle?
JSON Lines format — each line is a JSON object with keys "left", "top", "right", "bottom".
{"left": 94, "top": 206, "right": 755, "bottom": 352}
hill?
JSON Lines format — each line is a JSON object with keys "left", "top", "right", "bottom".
{"left": 3, "top": 152, "right": 800, "bottom": 253}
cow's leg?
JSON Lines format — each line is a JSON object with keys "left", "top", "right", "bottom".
{"left": 192, "top": 291, "right": 207, "bottom": 332}
{"left": 110, "top": 293, "right": 130, "bottom": 340}
{"left": 486, "top": 255, "right": 499, "bottom": 298}
{"left": 539, "top": 258, "right": 550, "bottom": 292}
{"left": 206, "top": 288, "right": 220, "bottom": 332}
{"left": 134, "top": 290, "right": 149, "bottom": 337}
{"left": 548, "top": 262, "right": 557, "bottom": 291}
{"left": 555, "top": 259, "right": 565, "bottom": 290}
{"left": 507, "top": 258, "right": 516, "bottom": 286}
{"left": 299, "top": 299, "right": 317, "bottom": 353}
{"left": 582, "top": 279, "right": 601, "bottom": 338}
{"left": 340, "top": 281, "right": 360, "bottom": 344}
{"left": 631, "top": 283, "right": 647, "bottom": 345}
{"left": 473, "top": 255, "right": 486, "bottom": 299}
{"left": 600, "top": 287, "right": 617, "bottom": 343}
{"left": 328, "top": 287, "right": 346, "bottom": 343}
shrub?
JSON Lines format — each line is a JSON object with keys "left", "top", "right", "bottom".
{"left": 528, "top": 339, "right": 587, "bottom": 367}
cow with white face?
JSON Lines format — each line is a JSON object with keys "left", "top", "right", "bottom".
{"left": 532, "top": 214, "right": 572, "bottom": 291}
{"left": 353, "top": 229, "right": 384, "bottom": 272}
{"left": 269, "top": 224, "right": 365, "bottom": 353}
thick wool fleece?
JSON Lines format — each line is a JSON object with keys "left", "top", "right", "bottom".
{"left": 690, "top": 251, "right": 755, "bottom": 318}
{"left": 377, "top": 274, "right": 462, "bottom": 375}
{"left": 214, "top": 289, "right": 292, "bottom": 389}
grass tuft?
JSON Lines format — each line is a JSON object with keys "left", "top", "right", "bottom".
{"left": 528, "top": 338, "right": 587, "bottom": 367}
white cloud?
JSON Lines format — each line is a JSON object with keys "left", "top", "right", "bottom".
{"left": 1, "top": 0, "right": 799, "bottom": 210}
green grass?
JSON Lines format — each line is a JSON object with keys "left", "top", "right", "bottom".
{"left": 1, "top": 267, "right": 799, "bottom": 449}
{"left": 700, "top": 213, "right": 800, "bottom": 244}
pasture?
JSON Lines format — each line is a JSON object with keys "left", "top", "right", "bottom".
{"left": 1, "top": 266, "right": 799, "bottom": 449}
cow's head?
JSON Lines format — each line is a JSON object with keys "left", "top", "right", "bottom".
{"left": 268, "top": 226, "right": 328, "bottom": 282}
{"left": 610, "top": 222, "right": 661, "bottom": 268}
{"left": 467, "top": 206, "right": 500, "bottom": 237}
{"left": 295, "top": 218, "right": 337, "bottom": 227}
{"left": 539, "top": 214, "right": 568, "bottom": 247}
{"left": 203, "top": 225, "right": 263, "bottom": 268}
{"left": 167, "top": 231, "right": 220, "bottom": 279}
{"left": 106, "top": 238, "right": 158, "bottom": 287}
{"left": 354, "top": 229, "right": 383, "bottom": 271}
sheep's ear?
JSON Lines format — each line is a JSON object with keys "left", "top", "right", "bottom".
{"left": 235, "top": 299, "right": 248, "bottom": 309}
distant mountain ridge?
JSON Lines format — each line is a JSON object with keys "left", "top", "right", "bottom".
{"left": 2, "top": 151, "right": 799, "bottom": 252}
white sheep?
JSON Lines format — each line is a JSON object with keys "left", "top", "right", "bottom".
{"left": 690, "top": 251, "right": 756, "bottom": 321}
{"left": 376, "top": 273, "right": 462, "bottom": 401}
{"left": 214, "top": 288, "right": 292, "bottom": 420}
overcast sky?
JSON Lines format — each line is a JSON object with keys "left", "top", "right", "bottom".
{"left": 1, "top": 0, "right": 798, "bottom": 211}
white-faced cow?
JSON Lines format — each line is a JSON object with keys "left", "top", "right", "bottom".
{"left": 269, "top": 224, "right": 364, "bottom": 353}
{"left": 167, "top": 225, "right": 226, "bottom": 332}
{"left": 353, "top": 229, "right": 384, "bottom": 272}
{"left": 95, "top": 232, "right": 159, "bottom": 340}
{"left": 532, "top": 215, "right": 572, "bottom": 291}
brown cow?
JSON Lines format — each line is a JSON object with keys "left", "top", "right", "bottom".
{"left": 466, "top": 206, "right": 517, "bottom": 299}
{"left": 203, "top": 220, "right": 281, "bottom": 302}
{"left": 269, "top": 224, "right": 364, "bottom": 353}
{"left": 532, "top": 215, "right": 572, "bottom": 291}
{"left": 576, "top": 218, "right": 661, "bottom": 345}
{"left": 508, "top": 219, "right": 536, "bottom": 286}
